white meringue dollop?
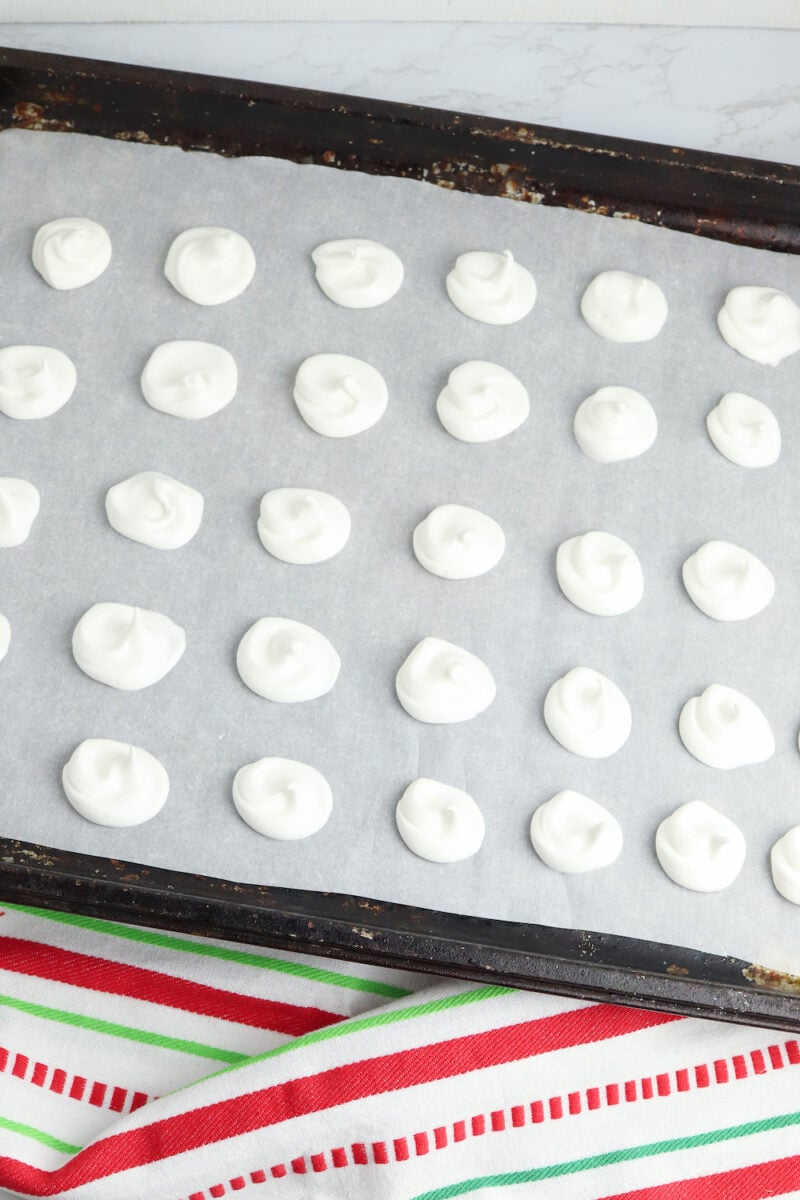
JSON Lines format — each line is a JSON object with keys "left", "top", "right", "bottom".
{"left": 236, "top": 617, "right": 340, "bottom": 702}
{"left": 530, "top": 790, "right": 623, "bottom": 873}
{"left": 164, "top": 226, "right": 255, "bottom": 305}
{"left": 580, "top": 270, "right": 668, "bottom": 342}
{"left": 678, "top": 684, "right": 774, "bottom": 769}
{"left": 446, "top": 249, "right": 536, "bottom": 325}
{"left": 573, "top": 386, "right": 657, "bottom": 462}
{"left": 0, "top": 612, "right": 10, "bottom": 662}
{"left": 706, "top": 392, "right": 781, "bottom": 468}
{"left": 293, "top": 353, "right": 388, "bottom": 438}
{"left": 311, "top": 238, "right": 403, "bottom": 308}
{"left": 771, "top": 826, "right": 800, "bottom": 906}
{"left": 141, "top": 341, "right": 237, "bottom": 420}
{"left": 395, "top": 636, "right": 496, "bottom": 724}
{"left": 396, "top": 778, "right": 485, "bottom": 863}
{"left": 682, "top": 541, "right": 774, "bottom": 622}
{"left": 62, "top": 738, "right": 169, "bottom": 827}
{"left": 233, "top": 757, "right": 333, "bottom": 840}
{"left": 0, "top": 346, "right": 77, "bottom": 420}
{"left": 258, "top": 488, "right": 351, "bottom": 564}
{"left": 544, "top": 667, "right": 632, "bottom": 759}
{"left": 105, "top": 471, "right": 204, "bottom": 549}
{"left": 656, "top": 800, "right": 746, "bottom": 892}
{"left": 33, "top": 217, "right": 111, "bottom": 290}
{"left": 436, "top": 361, "right": 530, "bottom": 443}
{"left": 72, "top": 602, "right": 186, "bottom": 691}
{"left": 556, "top": 531, "right": 643, "bottom": 616}
{"left": 0, "top": 477, "right": 40, "bottom": 547}
{"left": 413, "top": 504, "right": 505, "bottom": 580}
{"left": 717, "top": 286, "right": 800, "bottom": 366}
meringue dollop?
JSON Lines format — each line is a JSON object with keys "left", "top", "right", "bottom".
{"left": 72, "top": 602, "right": 186, "bottom": 691}
{"left": 233, "top": 757, "right": 333, "bottom": 840}
{"left": 62, "top": 738, "right": 169, "bottom": 827}
{"left": 682, "top": 541, "right": 774, "bottom": 622}
{"left": 678, "top": 684, "right": 774, "bottom": 769}
{"left": 0, "top": 346, "right": 76, "bottom": 419}
{"left": 141, "top": 341, "right": 237, "bottom": 420}
{"left": 436, "top": 361, "right": 530, "bottom": 443}
{"left": 395, "top": 636, "right": 496, "bottom": 724}
{"left": 717, "top": 286, "right": 800, "bottom": 366}
{"left": 556, "top": 531, "right": 643, "bottom": 616}
{"left": 0, "top": 478, "right": 40, "bottom": 547}
{"left": 293, "top": 354, "right": 388, "bottom": 437}
{"left": 656, "top": 800, "right": 745, "bottom": 892}
{"left": 771, "top": 826, "right": 800, "bottom": 906}
{"left": 544, "top": 667, "right": 632, "bottom": 759}
{"left": 311, "top": 238, "right": 403, "bottom": 308}
{"left": 580, "top": 270, "right": 668, "bottom": 342}
{"left": 530, "top": 790, "right": 623, "bottom": 873}
{"left": 706, "top": 392, "right": 781, "bottom": 468}
{"left": 258, "top": 488, "right": 351, "bottom": 564}
{"left": 396, "top": 778, "right": 485, "bottom": 863}
{"left": 164, "top": 227, "right": 255, "bottom": 305}
{"left": 33, "top": 217, "right": 111, "bottom": 290}
{"left": 413, "top": 504, "right": 505, "bottom": 580}
{"left": 105, "top": 471, "right": 204, "bottom": 549}
{"left": 0, "top": 612, "right": 10, "bottom": 661}
{"left": 236, "top": 617, "right": 340, "bottom": 702}
{"left": 446, "top": 249, "right": 536, "bottom": 325}
{"left": 573, "top": 386, "right": 657, "bottom": 462}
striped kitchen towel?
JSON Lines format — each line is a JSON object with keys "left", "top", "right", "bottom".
{"left": 0, "top": 902, "right": 799, "bottom": 1198}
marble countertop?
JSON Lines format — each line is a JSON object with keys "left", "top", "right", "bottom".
{"left": 0, "top": 21, "right": 797, "bottom": 166}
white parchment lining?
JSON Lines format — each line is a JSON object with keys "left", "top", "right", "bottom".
{"left": 1, "top": 128, "right": 799, "bottom": 972}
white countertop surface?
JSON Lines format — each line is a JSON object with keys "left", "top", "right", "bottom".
{"left": 0, "top": 21, "right": 797, "bottom": 165}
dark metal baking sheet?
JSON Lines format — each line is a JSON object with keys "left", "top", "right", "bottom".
{"left": 1, "top": 45, "right": 799, "bottom": 1030}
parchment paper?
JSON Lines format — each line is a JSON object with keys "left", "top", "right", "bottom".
{"left": 2, "top": 128, "right": 800, "bottom": 972}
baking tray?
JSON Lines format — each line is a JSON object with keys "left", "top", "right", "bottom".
{"left": 1, "top": 44, "right": 800, "bottom": 1032}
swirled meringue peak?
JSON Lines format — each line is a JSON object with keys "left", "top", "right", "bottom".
{"left": 141, "top": 341, "right": 237, "bottom": 420}
{"left": 0, "top": 612, "right": 10, "bottom": 662}
{"left": 72, "top": 602, "right": 186, "bottom": 691}
{"left": 678, "top": 684, "right": 774, "bottom": 769}
{"left": 236, "top": 617, "right": 340, "bottom": 703}
{"left": 544, "top": 667, "right": 631, "bottom": 759}
{"left": 0, "top": 346, "right": 76, "bottom": 420}
{"left": 395, "top": 636, "right": 496, "bottom": 724}
{"left": 656, "top": 800, "right": 745, "bottom": 892}
{"left": 580, "top": 270, "right": 667, "bottom": 342}
{"left": 0, "top": 477, "right": 40, "bottom": 547}
{"left": 717, "top": 286, "right": 800, "bottom": 365}
{"left": 706, "top": 392, "right": 781, "bottom": 468}
{"left": 530, "top": 790, "right": 623, "bottom": 873}
{"left": 446, "top": 249, "right": 536, "bottom": 325}
{"left": 771, "top": 826, "right": 800, "bottom": 906}
{"left": 106, "top": 472, "right": 204, "bottom": 549}
{"left": 573, "top": 386, "right": 657, "bottom": 462}
{"left": 233, "top": 757, "right": 332, "bottom": 840}
{"left": 258, "top": 488, "right": 350, "bottom": 564}
{"left": 164, "top": 227, "right": 255, "bottom": 305}
{"left": 311, "top": 238, "right": 403, "bottom": 308}
{"left": 682, "top": 541, "right": 774, "bottom": 622}
{"left": 62, "top": 738, "right": 169, "bottom": 827}
{"left": 436, "top": 361, "right": 530, "bottom": 443}
{"left": 556, "top": 531, "right": 643, "bottom": 616}
{"left": 293, "top": 354, "right": 387, "bottom": 438}
{"left": 413, "top": 504, "right": 505, "bottom": 580}
{"left": 396, "top": 778, "right": 485, "bottom": 863}
{"left": 33, "top": 217, "right": 111, "bottom": 290}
